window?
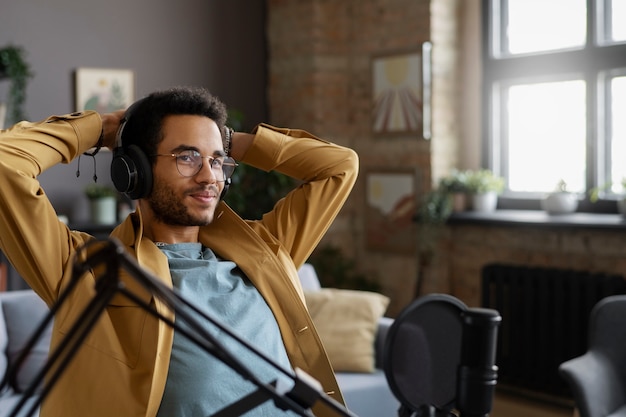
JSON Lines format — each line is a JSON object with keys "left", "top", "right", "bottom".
{"left": 483, "top": 0, "right": 626, "bottom": 202}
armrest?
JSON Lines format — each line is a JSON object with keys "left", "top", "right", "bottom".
{"left": 559, "top": 352, "right": 626, "bottom": 417}
{"left": 374, "top": 317, "right": 394, "bottom": 369}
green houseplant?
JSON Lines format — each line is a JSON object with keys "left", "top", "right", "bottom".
{"left": 85, "top": 184, "right": 118, "bottom": 225}
{"left": 0, "top": 45, "right": 33, "bottom": 126}
{"left": 438, "top": 170, "right": 469, "bottom": 212}
{"left": 589, "top": 178, "right": 626, "bottom": 201}
{"left": 413, "top": 187, "right": 453, "bottom": 297}
{"left": 85, "top": 184, "right": 117, "bottom": 200}
{"left": 438, "top": 170, "right": 469, "bottom": 194}
{"left": 465, "top": 169, "right": 504, "bottom": 194}
{"left": 307, "top": 245, "right": 381, "bottom": 292}
{"left": 222, "top": 109, "right": 294, "bottom": 219}
{"left": 465, "top": 169, "right": 504, "bottom": 212}
{"left": 224, "top": 164, "right": 294, "bottom": 219}
{"left": 590, "top": 178, "right": 626, "bottom": 216}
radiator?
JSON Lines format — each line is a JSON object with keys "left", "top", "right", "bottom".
{"left": 482, "top": 263, "right": 626, "bottom": 399}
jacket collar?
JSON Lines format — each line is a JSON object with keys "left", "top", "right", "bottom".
{"left": 111, "top": 203, "right": 274, "bottom": 286}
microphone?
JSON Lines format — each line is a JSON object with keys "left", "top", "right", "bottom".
{"left": 456, "top": 307, "right": 501, "bottom": 417}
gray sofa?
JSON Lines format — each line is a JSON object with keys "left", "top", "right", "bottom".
{"left": 0, "top": 290, "right": 49, "bottom": 417}
{"left": 297, "top": 264, "right": 399, "bottom": 417}
{"left": 0, "top": 267, "right": 399, "bottom": 417}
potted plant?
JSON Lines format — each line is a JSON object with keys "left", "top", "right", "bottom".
{"left": 465, "top": 169, "right": 504, "bottom": 212}
{"left": 542, "top": 179, "right": 578, "bottom": 214}
{"left": 0, "top": 45, "right": 33, "bottom": 126}
{"left": 438, "top": 170, "right": 469, "bottom": 212}
{"left": 590, "top": 178, "right": 626, "bottom": 216}
{"left": 85, "top": 184, "right": 118, "bottom": 225}
{"left": 413, "top": 187, "right": 453, "bottom": 297}
{"left": 307, "top": 244, "right": 381, "bottom": 292}
{"left": 222, "top": 109, "right": 294, "bottom": 219}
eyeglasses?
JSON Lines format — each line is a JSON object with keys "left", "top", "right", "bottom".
{"left": 153, "top": 150, "right": 238, "bottom": 181}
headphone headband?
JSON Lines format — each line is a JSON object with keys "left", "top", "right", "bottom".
{"left": 114, "top": 97, "right": 147, "bottom": 150}
{"left": 110, "top": 98, "right": 152, "bottom": 200}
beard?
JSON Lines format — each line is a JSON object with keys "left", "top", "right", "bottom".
{"left": 147, "top": 178, "right": 217, "bottom": 226}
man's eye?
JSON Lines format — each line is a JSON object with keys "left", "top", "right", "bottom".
{"left": 178, "top": 154, "right": 195, "bottom": 163}
{"left": 211, "top": 158, "right": 223, "bottom": 168}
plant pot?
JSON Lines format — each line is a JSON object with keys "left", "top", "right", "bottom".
{"left": 471, "top": 192, "right": 498, "bottom": 212}
{"left": 450, "top": 192, "right": 468, "bottom": 212}
{"left": 542, "top": 192, "right": 578, "bottom": 214}
{"left": 90, "top": 197, "right": 117, "bottom": 225}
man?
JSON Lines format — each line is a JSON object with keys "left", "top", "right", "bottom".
{"left": 0, "top": 86, "right": 358, "bottom": 416}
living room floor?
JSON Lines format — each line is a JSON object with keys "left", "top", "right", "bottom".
{"left": 491, "top": 390, "right": 574, "bottom": 417}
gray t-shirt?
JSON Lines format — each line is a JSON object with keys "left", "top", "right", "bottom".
{"left": 156, "top": 242, "right": 296, "bottom": 416}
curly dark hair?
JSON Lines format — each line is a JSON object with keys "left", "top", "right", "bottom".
{"left": 120, "top": 86, "right": 228, "bottom": 162}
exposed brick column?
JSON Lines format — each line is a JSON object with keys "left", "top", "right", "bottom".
{"left": 266, "top": 0, "right": 461, "bottom": 315}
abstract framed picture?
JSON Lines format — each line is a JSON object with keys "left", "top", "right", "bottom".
{"left": 371, "top": 42, "right": 432, "bottom": 139}
{"left": 75, "top": 68, "right": 135, "bottom": 112}
{"left": 365, "top": 169, "right": 418, "bottom": 254}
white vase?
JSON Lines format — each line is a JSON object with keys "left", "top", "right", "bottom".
{"left": 471, "top": 192, "right": 498, "bottom": 212}
{"left": 542, "top": 192, "right": 578, "bottom": 214}
{"left": 90, "top": 197, "right": 117, "bottom": 225}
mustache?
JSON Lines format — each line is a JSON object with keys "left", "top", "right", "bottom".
{"left": 185, "top": 184, "right": 220, "bottom": 195}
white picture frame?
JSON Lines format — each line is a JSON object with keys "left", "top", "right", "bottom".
{"left": 75, "top": 67, "right": 135, "bottom": 112}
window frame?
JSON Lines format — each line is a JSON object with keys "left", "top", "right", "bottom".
{"left": 482, "top": 0, "right": 626, "bottom": 211}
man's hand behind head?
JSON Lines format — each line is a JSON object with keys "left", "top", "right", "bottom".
{"left": 101, "top": 110, "right": 127, "bottom": 150}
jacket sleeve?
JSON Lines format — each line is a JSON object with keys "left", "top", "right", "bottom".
{"left": 241, "top": 123, "right": 359, "bottom": 268}
{"left": 0, "top": 111, "right": 103, "bottom": 303}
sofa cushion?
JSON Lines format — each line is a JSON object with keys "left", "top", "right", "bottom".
{"left": 2, "top": 290, "right": 51, "bottom": 393}
{"left": 297, "top": 263, "right": 322, "bottom": 291}
{"left": 304, "top": 288, "right": 389, "bottom": 373}
{"left": 336, "top": 370, "right": 399, "bottom": 417}
{"left": 0, "top": 394, "right": 41, "bottom": 417}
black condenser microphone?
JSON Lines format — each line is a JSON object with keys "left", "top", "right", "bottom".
{"left": 456, "top": 307, "right": 501, "bottom": 417}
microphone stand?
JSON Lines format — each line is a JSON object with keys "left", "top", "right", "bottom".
{"left": 6, "top": 238, "right": 356, "bottom": 417}
{"left": 4, "top": 240, "right": 123, "bottom": 417}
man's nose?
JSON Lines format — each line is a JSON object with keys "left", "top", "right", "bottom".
{"left": 195, "top": 158, "right": 219, "bottom": 183}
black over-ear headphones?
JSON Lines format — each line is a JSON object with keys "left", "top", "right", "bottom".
{"left": 110, "top": 98, "right": 153, "bottom": 200}
{"left": 111, "top": 97, "right": 232, "bottom": 201}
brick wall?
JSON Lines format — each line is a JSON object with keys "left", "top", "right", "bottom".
{"left": 265, "top": 0, "right": 626, "bottom": 318}
{"left": 266, "top": 0, "right": 461, "bottom": 316}
{"left": 440, "top": 224, "right": 626, "bottom": 307}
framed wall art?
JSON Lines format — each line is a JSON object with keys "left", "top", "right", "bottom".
{"left": 371, "top": 42, "right": 432, "bottom": 139}
{"left": 75, "top": 67, "right": 135, "bottom": 112}
{"left": 365, "top": 169, "right": 419, "bottom": 254}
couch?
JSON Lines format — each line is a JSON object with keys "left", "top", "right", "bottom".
{"left": 0, "top": 290, "right": 49, "bottom": 417}
{"left": 298, "top": 263, "right": 399, "bottom": 417}
{"left": 0, "top": 266, "right": 399, "bottom": 417}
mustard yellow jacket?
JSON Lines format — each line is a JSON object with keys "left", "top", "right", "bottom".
{"left": 0, "top": 111, "right": 358, "bottom": 417}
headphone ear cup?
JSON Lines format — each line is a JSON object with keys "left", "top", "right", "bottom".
{"left": 111, "top": 149, "right": 133, "bottom": 195}
{"left": 220, "top": 178, "right": 231, "bottom": 200}
{"left": 126, "top": 145, "right": 153, "bottom": 199}
{"left": 110, "top": 144, "right": 153, "bottom": 200}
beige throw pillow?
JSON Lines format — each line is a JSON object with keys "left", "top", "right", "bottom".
{"left": 304, "top": 288, "right": 390, "bottom": 373}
